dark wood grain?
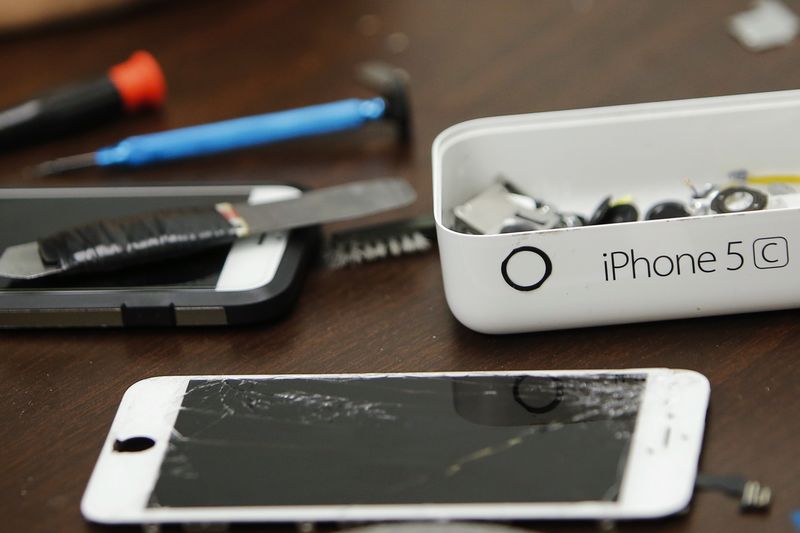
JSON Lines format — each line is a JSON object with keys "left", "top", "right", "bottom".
{"left": 1, "top": 1, "right": 798, "bottom": 532}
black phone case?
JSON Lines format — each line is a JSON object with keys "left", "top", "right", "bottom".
{"left": 0, "top": 184, "right": 318, "bottom": 328}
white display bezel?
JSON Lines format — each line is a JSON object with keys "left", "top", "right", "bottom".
{"left": 215, "top": 185, "right": 299, "bottom": 292}
{"left": 81, "top": 369, "right": 709, "bottom": 524}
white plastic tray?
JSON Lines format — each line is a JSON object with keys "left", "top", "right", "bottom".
{"left": 433, "top": 90, "right": 800, "bottom": 333}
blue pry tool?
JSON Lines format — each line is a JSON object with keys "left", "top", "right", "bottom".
{"left": 35, "top": 62, "right": 410, "bottom": 175}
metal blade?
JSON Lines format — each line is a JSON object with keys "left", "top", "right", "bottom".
{"left": 233, "top": 177, "right": 416, "bottom": 233}
{"left": 0, "top": 241, "right": 63, "bottom": 280}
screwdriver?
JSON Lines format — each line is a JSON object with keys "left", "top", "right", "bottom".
{"left": 0, "top": 51, "right": 166, "bottom": 150}
{"left": 34, "top": 62, "right": 411, "bottom": 176}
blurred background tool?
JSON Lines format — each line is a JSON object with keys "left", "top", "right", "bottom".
{"left": 35, "top": 62, "right": 411, "bottom": 176}
{"left": 0, "top": 50, "right": 165, "bottom": 150}
{"left": 325, "top": 214, "right": 436, "bottom": 269}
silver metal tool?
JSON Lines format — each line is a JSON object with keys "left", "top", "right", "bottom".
{"left": 0, "top": 177, "right": 416, "bottom": 280}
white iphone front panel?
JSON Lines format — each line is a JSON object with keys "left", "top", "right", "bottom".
{"left": 82, "top": 369, "right": 709, "bottom": 524}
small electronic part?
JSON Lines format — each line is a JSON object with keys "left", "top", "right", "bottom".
{"left": 685, "top": 180, "right": 720, "bottom": 216}
{"left": 710, "top": 186, "right": 768, "bottom": 214}
{"left": 324, "top": 214, "right": 436, "bottom": 269}
{"left": 602, "top": 202, "right": 638, "bottom": 224}
{"left": 727, "top": 169, "right": 800, "bottom": 196}
{"left": 589, "top": 196, "right": 639, "bottom": 225}
{"left": 695, "top": 473, "right": 773, "bottom": 512}
{"left": 681, "top": 172, "right": 800, "bottom": 215}
{"left": 499, "top": 221, "right": 537, "bottom": 234}
{"left": 453, "top": 182, "right": 657, "bottom": 235}
{"left": 589, "top": 196, "right": 612, "bottom": 225}
{"left": 645, "top": 201, "right": 691, "bottom": 220}
{"left": 451, "top": 170, "right": 799, "bottom": 237}
{"left": 560, "top": 213, "right": 587, "bottom": 227}
{"left": 509, "top": 204, "right": 563, "bottom": 231}
{"left": 729, "top": 169, "right": 800, "bottom": 190}
{"left": 728, "top": 0, "right": 800, "bottom": 52}
{"left": 453, "top": 180, "right": 563, "bottom": 234}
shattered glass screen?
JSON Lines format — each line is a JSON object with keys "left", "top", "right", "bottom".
{"left": 149, "top": 374, "right": 646, "bottom": 508}
{"left": 0, "top": 194, "right": 248, "bottom": 290}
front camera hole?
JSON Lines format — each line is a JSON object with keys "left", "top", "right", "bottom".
{"left": 113, "top": 436, "right": 155, "bottom": 453}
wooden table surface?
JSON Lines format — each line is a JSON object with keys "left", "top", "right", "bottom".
{"left": 1, "top": 1, "right": 798, "bottom": 532}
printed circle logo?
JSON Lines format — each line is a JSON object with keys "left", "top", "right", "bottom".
{"left": 501, "top": 246, "right": 552, "bottom": 291}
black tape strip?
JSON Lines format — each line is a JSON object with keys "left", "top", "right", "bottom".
{"left": 37, "top": 206, "right": 238, "bottom": 272}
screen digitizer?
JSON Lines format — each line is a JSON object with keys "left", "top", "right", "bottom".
{"left": 149, "top": 374, "right": 646, "bottom": 508}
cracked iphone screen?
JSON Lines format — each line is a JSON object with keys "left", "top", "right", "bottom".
{"left": 149, "top": 374, "right": 646, "bottom": 507}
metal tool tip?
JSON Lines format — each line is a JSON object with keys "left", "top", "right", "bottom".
{"left": 33, "top": 152, "right": 97, "bottom": 177}
{"left": 0, "top": 242, "right": 62, "bottom": 279}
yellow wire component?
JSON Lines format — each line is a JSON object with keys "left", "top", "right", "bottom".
{"left": 746, "top": 175, "right": 800, "bottom": 184}
{"left": 611, "top": 195, "right": 635, "bottom": 207}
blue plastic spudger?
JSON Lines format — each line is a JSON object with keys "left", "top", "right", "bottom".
{"left": 36, "top": 97, "right": 390, "bottom": 175}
